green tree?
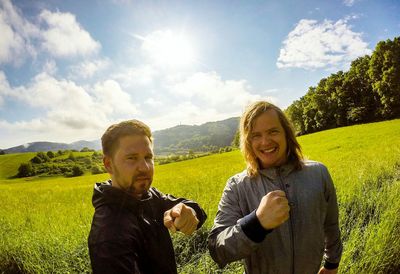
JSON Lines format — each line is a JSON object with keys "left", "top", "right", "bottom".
{"left": 80, "top": 147, "right": 93, "bottom": 152}
{"left": 68, "top": 152, "right": 75, "bottom": 161}
{"left": 0, "top": 149, "right": 5, "bottom": 155}
{"left": 368, "top": 37, "right": 400, "bottom": 118}
{"left": 31, "top": 156, "right": 42, "bottom": 164}
{"left": 71, "top": 165, "right": 84, "bottom": 177}
{"left": 91, "top": 165, "right": 105, "bottom": 175}
{"left": 17, "top": 163, "right": 35, "bottom": 177}
{"left": 46, "top": 151, "right": 55, "bottom": 158}
{"left": 36, "top": 152, "right": 50, "bottom": 162}
{"left": 285, "top": 99, "right": 305, "bottom": 135}
{"left": 231, "top": 130, "right": 240, "bottom": 148}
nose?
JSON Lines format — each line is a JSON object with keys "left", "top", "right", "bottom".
{"left": 260, "top": 134, "right": 271, "bottom": 146}
{"left": 138, "top": 159, "right": 151, "bottom": 172}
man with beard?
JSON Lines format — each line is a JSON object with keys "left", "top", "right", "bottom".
{"left": 88, "top": 120, "right": 207, "bottom": 274}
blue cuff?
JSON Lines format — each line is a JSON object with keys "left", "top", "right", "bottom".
{"left": 239, "top": 210, "right": 272, "bottom": 243}
{"left": 324, "top": 261, "right": 339, "bottom": 270}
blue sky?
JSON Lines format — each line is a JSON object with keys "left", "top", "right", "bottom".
{"left": 0, "top": 0, "right": 399, "bottom": 148}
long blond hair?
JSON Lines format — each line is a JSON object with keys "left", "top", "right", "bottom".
{"left": 240, "top": 101, "right": 303, "bottom": 177}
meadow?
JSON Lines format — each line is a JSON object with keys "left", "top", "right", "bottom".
{"left": 0, "top": 119, "right": 399, "bottom": 273}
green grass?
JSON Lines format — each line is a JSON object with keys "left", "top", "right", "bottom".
{"left": 0, "top": 119, "right": 399, "bottom": 273}
{"left": 0, "top": 153, "right": 36, "bottom": 179}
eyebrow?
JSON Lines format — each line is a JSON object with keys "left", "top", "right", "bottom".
{"left": 125, "top": 152, "right": 154, "bottom": 157}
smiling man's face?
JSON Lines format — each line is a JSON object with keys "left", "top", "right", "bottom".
{"left": 250, "top": 109, "right": 288, "bottom": 169}
{"left": 104, "top": 134, "right": 154, "bottom": 199}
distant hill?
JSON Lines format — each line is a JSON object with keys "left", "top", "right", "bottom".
{"left": 2, "top": 140, "right": 101, "bottom": 154}
{"left": 1, "top": 117, "right": 240, "bottom": 155}
{"left": 153, "top": 117, "right": 239, "bottom": 154}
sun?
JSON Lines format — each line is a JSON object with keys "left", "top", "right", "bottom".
{"left": 141, "top": 30, "right": 196, "bottom": 67}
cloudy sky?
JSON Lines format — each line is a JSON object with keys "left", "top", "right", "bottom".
{"left": 0, "top": 0, "right": 399, "bottom": 148}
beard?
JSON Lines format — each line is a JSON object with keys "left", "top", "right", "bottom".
{"left": 112, "top": 164, "right": 152, "bottom": 198}
{"left": 128, "top": 173, "right": 152, "bottom": 197}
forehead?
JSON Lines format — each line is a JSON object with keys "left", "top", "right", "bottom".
{"left": 116, "top": 134, "right": 153, "bottom": 154}
{"left": 251, "top": 109, "right": 283, "bottom": 131}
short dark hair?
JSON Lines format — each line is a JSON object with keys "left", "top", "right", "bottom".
{"left": 101, "top": 120, "right": 153, "bottom": 157}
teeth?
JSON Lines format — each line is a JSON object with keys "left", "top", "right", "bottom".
{"left": 263, "top": 148, "right": 276, "bottom": 153}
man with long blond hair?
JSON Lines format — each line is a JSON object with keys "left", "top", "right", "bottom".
{"left": 208, "top": 101, "right": 342, "bottom": 274}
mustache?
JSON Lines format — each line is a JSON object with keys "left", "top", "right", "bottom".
{"left": 132, "top": 173, "right": 152, "bottom": 181}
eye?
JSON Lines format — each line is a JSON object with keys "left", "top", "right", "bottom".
{"left": 145, "top": 156, "right": 154, "bottom": 161}
{"left": 251, "top": 133, "right": 261, "bottom": 140}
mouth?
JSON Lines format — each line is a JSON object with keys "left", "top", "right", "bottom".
{"left": 260, "top": 147, "right": 278, "bottom": 154}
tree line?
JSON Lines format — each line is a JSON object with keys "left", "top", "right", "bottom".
{"left": 17, "top": 149, "right": 106, "bottom": 178}
{"left": 285, "top": 36, "right": 400, "bottom": 135}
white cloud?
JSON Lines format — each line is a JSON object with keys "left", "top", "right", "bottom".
{"left": 343, "top": 0, "right": 359, "bottom": 7}
{"left": 69, "top": 58, "right": 110, "bottom": 79}
{"left": 277, "top": 18, "right": 371, "bottom": 70}
{"left": 39, "top": 10, "right": 100, "bottom": 57}
{"left": 0, "top": 0, "right": 101, "bottom": 65}
{"left": 93, "top": 79, "right": 139, "bottom": 116}
{"left": 0, "top": 0, "right": 39, "bottom": 65}
{"left": 138, "top": 71, "right": 278, "bottom": 131}
{"left": 0, "top": 70, "right": 11, "bottom": 106}
{"left": 170, "top": 71, "right": 265, "bottom": 109}
{"left": 112, "top": 65, "right": 157, "bottom": 87}
{"left": 0, "top": 71, "right": 142, "bottom": 147}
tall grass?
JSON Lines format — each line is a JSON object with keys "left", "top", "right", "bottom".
{"left": 0, "top": 119, "right": 399, "bottom": 273}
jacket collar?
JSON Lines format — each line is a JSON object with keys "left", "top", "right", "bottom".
{"left": 258, "top": 162, "right": 296, "bottom": 180}
{"left": 92, "top": 180, "right": 153, "bottom": 210}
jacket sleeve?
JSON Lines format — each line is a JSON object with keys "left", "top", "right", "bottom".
{"left": 154, "top": 188, "right": 207, "bottom": 229}
{"left": 207, "top": 176, "right": 270, "bottom": 268}
{"left": 321, "top": 165, "right": 343, "bottom": 269}
{"left": 89, "top": 239, "right": 143, "bottom": 274}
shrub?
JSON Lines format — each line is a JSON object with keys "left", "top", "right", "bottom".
{"left": 46, "top": 151, "right": 55, "bottom": 158}
{"left": 68, "top": 152, "right": 75, "bottom": 161}
{"left": 71, "top": 165, "right": 84, "bottom": 177}
{"left": 36, "top": 152, "right": 50, "bottom": 162}
{"left": 17, "top": 163, "right": 35, "bottom": 177}
{"left": 30, "top": 156, "right": 42, "bottom": 164}
{"left": 91, "top": 165, "right": 105, "bottom": 175}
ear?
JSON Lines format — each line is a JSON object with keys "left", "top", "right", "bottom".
{"left": 103, "top": 155, "right": 113, "bottom": 175}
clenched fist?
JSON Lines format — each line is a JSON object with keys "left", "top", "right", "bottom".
{"left": 163, "top": 203, "right": 199, "bottom": 235}
{"left": 256, "top": 190, "right": 290, "bottom": 230}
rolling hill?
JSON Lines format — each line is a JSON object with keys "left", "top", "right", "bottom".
{"left": 1, "top": 117, "right": 240, "bottom": 155}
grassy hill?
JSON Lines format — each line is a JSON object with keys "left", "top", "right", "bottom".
{"left": 0, "top": 153, "right": 36, "bottom": 179}
{"left": 0, "top": 119, "right": 399, "bottom": 273}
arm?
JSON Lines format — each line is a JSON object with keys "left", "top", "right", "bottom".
{"left": 152, "top": 188, "right": 207, "bottom": 232}
{"left": 207, "top": 176, "right": 273, "bottom": 268}
{"left": 320, "top": 165, "right": 343, "bottom": 271}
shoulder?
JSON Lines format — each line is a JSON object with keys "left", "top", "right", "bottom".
{"left": 222, "top": 169, "right": 258, "bottom": 195}
{"left": 226, "top": 169, "right": 251, "bottom": 186}
{"left": 301, "top": 160, "right": 329, "bottom": 173}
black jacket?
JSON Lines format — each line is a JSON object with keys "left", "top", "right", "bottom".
{"left": 88, "top": 180, "right": 207, "bottom": 274}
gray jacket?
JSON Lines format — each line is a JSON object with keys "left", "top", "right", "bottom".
{"left": 208, "top": 160, "right": 342, "bottom": 274}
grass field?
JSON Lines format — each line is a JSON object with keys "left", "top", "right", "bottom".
{"left": 0, "top": 119, "right": 399, "bottom": 273}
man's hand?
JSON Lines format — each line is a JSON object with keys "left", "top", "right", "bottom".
{"left": 163, "top": 203, "right": 199, "bottom": 235}
{"left": 318, "top": 267, "right": 338, "bottom": 274}
{"left": 256, "top": 190, "right": 290, "bottom": 230}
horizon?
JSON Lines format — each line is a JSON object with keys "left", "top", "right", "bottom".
{"left": 0, "top": 0, "right": 399, "bottom": 148}
{"left": 1, "top": 115, "right": 239, "bottom": 149}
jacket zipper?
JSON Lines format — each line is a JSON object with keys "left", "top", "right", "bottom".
{"left": 277, "top": 168, "right": 295, "bottom": 274}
